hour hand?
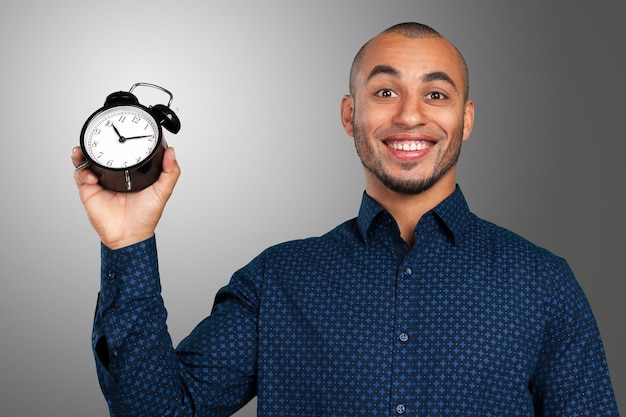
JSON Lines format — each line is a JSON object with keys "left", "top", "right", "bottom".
{"left": 111, "top": 124, "right": 123, "bottom": 139}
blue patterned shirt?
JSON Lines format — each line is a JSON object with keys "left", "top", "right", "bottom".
{"left": 94, "top": 186, "right": 619, "bottom": 416}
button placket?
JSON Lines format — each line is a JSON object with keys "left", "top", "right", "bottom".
{"left": 392, "top": 263, "right": 413, "bottom": 417}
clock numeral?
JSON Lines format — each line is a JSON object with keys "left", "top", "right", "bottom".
{"left": 118, "top": 115, "right": 126, "bottom": 123}
{"left": 132, "top": 116, "right": 141, "bottom": 123}
{"left": 94, "top": 128, "right": 101, "bottom": 135}
{"left": 136, "top": 157, "right": 142, "bottom": 163}
{"left": 106, "top": 160, "right": 114, "bottom": 167}
{"left": 92, "top": 140, "right": 99, "bottom": 147}
{"left": 97, "top": 152, "right": 104, "bottom": 159}
{"left": 105, "top": 120, "right": 113, "bottom": 127}
{"left": 122, "top": 162, "right": 128, "bottom": 168}
{"left": 143, "top": 123, "right": 149, "bottom": 130}
{"left": 146, "top": 147, "right": 153, "bottom": 155}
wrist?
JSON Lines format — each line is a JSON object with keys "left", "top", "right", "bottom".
{"left": 102, "top": 232, "right": 155, "bottom": 251}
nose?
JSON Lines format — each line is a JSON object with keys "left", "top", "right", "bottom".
{"left": 392, "top": 94, "right": 426, "bottom": 128}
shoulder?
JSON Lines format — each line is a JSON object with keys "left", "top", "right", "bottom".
{"left": 260, "top": 218, "right": 361, "bottom": 259}
{"left": 466, "top": 214, "right": 584, "bottom": 302}
{"left": 223, "top": 219, "right": 358, "bottom": 303}
{"left": 469, "top": 213, "right": 570, "bottom": 269}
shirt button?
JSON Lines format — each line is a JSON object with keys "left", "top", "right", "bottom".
{"left": 107, "top": 271, "right": 116, "bottom": 279}
{"left": 396, "top": 404, "right": 406, "bottom": 414}
{"left": 399, "top": 332, "right": 409, "bottom": 342}
{"left": 403, "top": 267, "right": 412, "bottom": 276}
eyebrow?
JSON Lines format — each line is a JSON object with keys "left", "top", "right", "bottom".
{"left": 366, "top": 65, "right": 399, "bottom": 81}
{"left": 422, "top": 71, "right": 458, "bottom": 92}
{"left": 366, "top": 65, "right": 458, "bottom": 92}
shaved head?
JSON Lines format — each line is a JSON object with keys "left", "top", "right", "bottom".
{"left": 349, "top": 22, "right": 469, "bottom": 101}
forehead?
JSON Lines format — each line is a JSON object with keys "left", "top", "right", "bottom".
{"left": 357, "top": 34, "right": 465, "bottom": 87}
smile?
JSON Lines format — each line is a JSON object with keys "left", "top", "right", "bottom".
{"left": 386, "top": 141, "right": 431, "bottom": 151}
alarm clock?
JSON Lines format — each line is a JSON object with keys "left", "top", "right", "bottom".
{"left": 79, "top": 82, "right": 181, "bottom": 192}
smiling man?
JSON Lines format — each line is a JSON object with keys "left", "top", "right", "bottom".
{"left": 342, "top": 26, "right": 474, "bottom": 246}
{"left": 72, "top": 22, "right": 619, "bottom": 416}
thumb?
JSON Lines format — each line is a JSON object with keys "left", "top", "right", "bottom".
{"left": 162, "top": 147, "right": 179, "bottom": 175}
{"left": 155, "top": 147, "right": 181, "bottom": 197}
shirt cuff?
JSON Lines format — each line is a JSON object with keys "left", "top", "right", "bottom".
{"left": 99, "top": 236, "right": 161, "bottom": 312}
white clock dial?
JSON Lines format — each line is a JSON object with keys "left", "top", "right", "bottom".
{"left": 83, "top": 106, "right": 159, "bottom": 169}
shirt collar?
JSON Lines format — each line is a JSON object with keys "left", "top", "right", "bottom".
{"left": 357, "top": 185, "right": 472, "bottom": 245}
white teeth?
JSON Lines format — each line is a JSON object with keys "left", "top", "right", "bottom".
{"left": 388, "top": 142, "right": 429, "bottom": 151}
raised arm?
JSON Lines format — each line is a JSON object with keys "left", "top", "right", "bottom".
{"left": 71, "top": 147, "right": 258, "bottom": 416}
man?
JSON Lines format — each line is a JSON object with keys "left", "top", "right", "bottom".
{"left": 72, "top": 22, "right": 619, "bottom": 416}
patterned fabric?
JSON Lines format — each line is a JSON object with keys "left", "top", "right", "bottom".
{"left": 94, "top": 186, "right": 619, "bottom": 416}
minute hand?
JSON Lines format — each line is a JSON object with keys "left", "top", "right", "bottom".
{"left": 119, "top": 134, "right": 154, "bottom": 142}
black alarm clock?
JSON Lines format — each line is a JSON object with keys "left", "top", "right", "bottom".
{"left": 79, "top": 82, "right": 181, "bottom": 192}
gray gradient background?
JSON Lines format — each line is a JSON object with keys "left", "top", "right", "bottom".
{"left": 0, "top": 1, "right": 623, "bottom": 415}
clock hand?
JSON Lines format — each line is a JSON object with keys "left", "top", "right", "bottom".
{"left": 111, "top": 124, "right": 124, "bottom": 140}
{"left": 122, "top": 134, "right": 154, "bottom": 140}
{"left": 111, "top": 123, "right": 152, "bottom": 142}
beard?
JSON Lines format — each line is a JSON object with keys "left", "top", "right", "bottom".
{"left": 353, "top": 121, "right": 463, "bottom": 195}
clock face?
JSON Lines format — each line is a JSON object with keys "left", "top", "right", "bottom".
{"left": 82, "top": 105, "right": 160, "bottom": 169}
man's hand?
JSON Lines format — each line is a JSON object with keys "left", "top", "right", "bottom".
{"left": 71, "top": 146, "right": 180, "bottom": 249}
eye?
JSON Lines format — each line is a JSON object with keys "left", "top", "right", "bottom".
{"left": 427, "top": 91, "right": 446, "bottom": 100}
{"left": 376, "top": 88, "right": 397, "bottom": 98}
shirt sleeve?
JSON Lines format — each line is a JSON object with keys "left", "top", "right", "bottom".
{"left": 529, "top": 258, "right": 619, "bottom": 416}
{"left": 93, "top": 236, "right": 258, "bottom": 417}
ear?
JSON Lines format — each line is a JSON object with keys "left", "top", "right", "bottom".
{"left": 462, "top": 99, "right": 475, "bottom": 141}
{"left": 340, "top": 95, "right": 355, "bottom": 137}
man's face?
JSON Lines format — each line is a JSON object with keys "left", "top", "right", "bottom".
{"left": 341, "top": 34, "right": 474, "bottom": 195}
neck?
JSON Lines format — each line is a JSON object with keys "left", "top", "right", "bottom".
{"left": 365, "top": 173, "right": 456, "bottom": 247}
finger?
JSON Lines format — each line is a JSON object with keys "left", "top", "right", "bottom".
{"left": 71, "top": 147, "right": 98, "bottom": 186}
{"left": 74, "top": 166, "right": 99, "bottom": 187}
{"left": 154, "top": 147, "right": 180, "bottom": 197}
{"left": 71, "top": 146, "right": 85, "bottom": 168}
{"left": 162, "top": 147, "right": 179, "bottom": 175}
